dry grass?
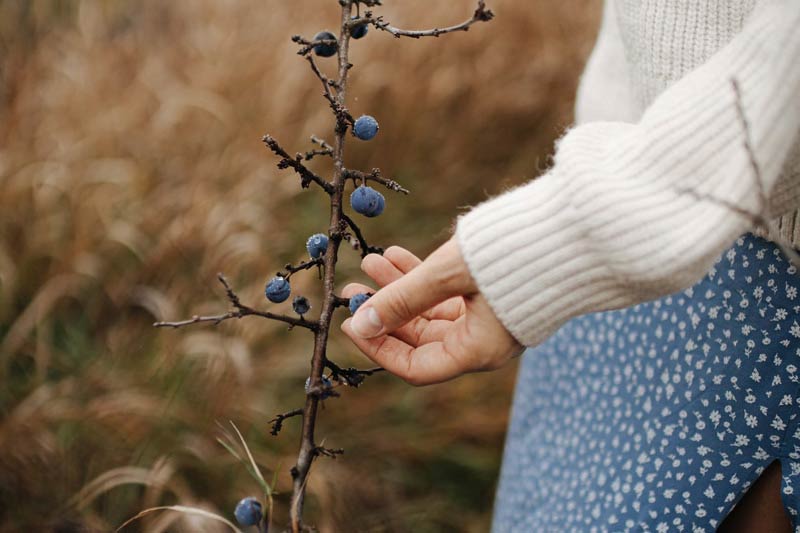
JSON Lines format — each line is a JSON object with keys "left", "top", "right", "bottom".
{"left": 0, "top": 1, "right": 599, "bottom": 531}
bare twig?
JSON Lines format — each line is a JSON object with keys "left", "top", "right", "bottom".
{"left": 341, "top": 212, "right": 384, "bottom": 257}
{"left": 677, "top": 79, "right": 800, "bottom": 268}
{"left": 343, "top": 167, "right": 409, "bottom": 194}
{"left": 153, "top": 274, "right": 319, "bottom": 331}
{"left": 332, "top": 295, "right": 350, "bottom": 309}
{"left": 305, "top": 55, "right": 354, "bottom": 132}
{"left": 731, "top": 79, "right": 768, "bottom": 213}
{"left": 269, "top": 409, "right": 304, "bottom": 436}
{"left": 325, "top": 359, "right": 384, "bottom": 387}
{"left": 262, "top": 135, "right": 335, "bottom": 194}
{"left": 354, "top": 0, "right": 493, "bottom": 39}
{"left": 281, "top": 258, "right": 324, "bottom": 280}
{"left": 304, "top": 135, "right": 334, "bottom": 160}
{"left": 292, "top": 35, "right": 339, "bottom": 57}
{"left": 313, "top": 446, "right": 344, "bottom": 459}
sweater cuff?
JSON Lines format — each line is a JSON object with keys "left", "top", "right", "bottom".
{"left": 455, "top": 171, "right": 621, "bottom": 348}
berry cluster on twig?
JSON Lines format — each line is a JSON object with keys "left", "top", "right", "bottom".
{"left": 152, "top": 2, "right": 493, "bottom": 531}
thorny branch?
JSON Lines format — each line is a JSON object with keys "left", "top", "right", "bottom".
{"left": 262, "top": 135, "right": 335, "bottom": 194}
{"left": 153, "top": 274, "right": 318, "bottom": 331}
{"left": 285, "top": 4, "right": 496, "bottom": 528}
{"left": 352, "top": 0, "right": 493, "bottom": 39}
{"left": 678, "top": 79, "right": 800, "bottom": 268}
{"left": 286, "top": 4, "right": 356, "bottom": 530}
{"left": 152, "top": 0, "right": 494, "bottom": 529}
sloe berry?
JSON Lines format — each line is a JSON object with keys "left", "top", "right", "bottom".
{"left": 349, "top": 293, "right": 371, "bottom": 315}
{"left": 234, "top": 497, "right": 263, "bottom": 527}
{"left": 312, "top": 31, "right": 338, "bottom": 57}
{"left": 265, "top": 276, "right": 291, "bottom": 303}
{"left": 306, "top": 233, "right": 329, "bottom": 259}
{"left": 293, "top": 296, "right": 311, "bottom": 316}
{"left": 350, "top": 185, "right": 385, "bottom": 217}
{"left": 353, "top": 115, "right": 379, "bottom": 140}
{"left": 350, "top": 17, "right": 369, "bottom": 39}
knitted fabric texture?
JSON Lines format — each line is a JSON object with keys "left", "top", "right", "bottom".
{"left": 455, "top": 0, "right": 800, "bottom": 348}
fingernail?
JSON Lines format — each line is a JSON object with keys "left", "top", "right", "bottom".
{"left": 351, "top": 307, "right": 383, "bottom": 338}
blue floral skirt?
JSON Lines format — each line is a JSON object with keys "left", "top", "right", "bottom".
{"left": 493, "top": 233, "right": 800, "bottom": 532}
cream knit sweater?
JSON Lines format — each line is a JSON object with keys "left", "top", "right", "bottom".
{"left": 455, "top": 0, "right": 800, "bottom": 348}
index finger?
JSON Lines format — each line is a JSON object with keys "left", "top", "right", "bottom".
{"left": 350, "top": 238, "right": 474, "bottom": 339}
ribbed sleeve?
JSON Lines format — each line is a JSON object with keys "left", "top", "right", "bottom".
{"left": 455, "top": 1, "right": 800, "bottom": 347}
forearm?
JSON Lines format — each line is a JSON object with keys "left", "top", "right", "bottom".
{"left": 456, "top": 1, "right": 800, "bottom": 347}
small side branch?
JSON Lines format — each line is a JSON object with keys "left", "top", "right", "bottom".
{"left": 313, "top": 446, "right": 344, "bottom": 459}
{"left": 340, "top": 213, "right": 384, "bottom": 257}
{"left": 732, "top": 79, "right": 767, "bottom": 212}
{"left": 281, "top": 258, "right": 324, "bottom": 280}
{"left": 263, "top": 135, "right": 335, "bottom": 194}
{"left": 676, "top": 79, "right": 800, "bottom": 269}
{"left": 153, "top": 274, "right": 319, "bottom": 331}
{"left": 679, "top": 189, "right": 800, "bottom": 268}
{"left": 304, "top": 135, "right": 334, "bottom": 161}
{"left": 269, "top": 409, "right": 304, "bottom": 436}
{"left": 325, "top": 359, "right": 385, "bottom": 387}
{"left": 332, "top": 295, "right": 350, "bottom": 309}
{"left": 305, "top": 55, "right": 354, "bottom": 132}
{"left": 355, "top": 1, "right": 493, "bottom": 39}
{"left": 291, "top": 35, "right": 339, "bottom": 57}
{"left": 343, "top": 168, "right": 409, "bottom": 194}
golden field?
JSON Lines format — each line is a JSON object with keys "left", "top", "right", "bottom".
{"left": 0, "top": 1, "right": 599, "bottom": 531}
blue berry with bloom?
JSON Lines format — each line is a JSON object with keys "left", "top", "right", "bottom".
{"left": 293, "top": 296, "right": 311, "bottom": 316}
{"left": 350, "top": 185, "right": 385, "bottom": 217}
{"left": 312, "top": 31, "right": 338, "bottom": 57}
{"left": 234, "top": 497, "right": 263, "bottom": 527}
{"left": 306, "top": 233, "right": 329, "bottom": 259}
{"left": 305, "top": 376, "right": 335, "bottom": 399}
{"left": 265, "top": 276, "right": 291, "bottom": 303}
{"left": 353, "top": 115, "right": 379, "bottom": 140}
{"left": 350, "top": 17, "right": 369, "bottom": 39}
{"left": 349, "top": 293, "right": 371, "bottom": 315}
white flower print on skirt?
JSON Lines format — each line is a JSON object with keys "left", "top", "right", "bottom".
{"left": 493, "top": 233, "right": 800, "bottom": 532}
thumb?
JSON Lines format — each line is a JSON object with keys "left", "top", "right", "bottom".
{"left": 350, "top": 238, "right": 475, "bottom": 339}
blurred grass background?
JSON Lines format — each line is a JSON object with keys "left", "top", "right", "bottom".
{"left": 0, "top": 1, "right": 599, "bottom": 531}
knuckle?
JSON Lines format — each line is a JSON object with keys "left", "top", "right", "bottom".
{"left": 431, "top": 264, "right": 464, "bottom": 292}
{"left": 384, "top": 288, "right": 414, "bottom": 323}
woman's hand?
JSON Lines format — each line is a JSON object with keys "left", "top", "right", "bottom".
{"left": 340, "top": 237, "right": 525, "bottom": 386}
